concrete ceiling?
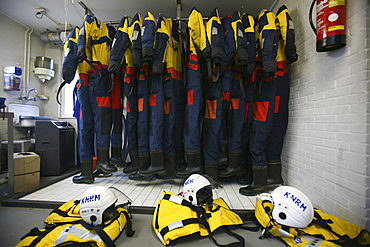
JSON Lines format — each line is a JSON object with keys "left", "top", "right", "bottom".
{"left": 0, "top": 0, "right": 277, "bottom": 34}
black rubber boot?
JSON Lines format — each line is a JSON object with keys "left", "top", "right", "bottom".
{"left": 129, "top": 154, "right": 151, "bottom": 180}
{"left": 267, "top": 161, "right": 284, "bottom": 185}
{"left": 238, "top": 148, "right": 253, "bottom": 185}
{"left": 175, "top": 152, "right": 203, "bottom": 178}
{"left": 218, "top": 152, "right": 243, "bottom": 178}
{"left": 96, "top": 147, "right": 117, "bottom": 173}
{"left": 93, "top": 168, "right": 112, "bottom": 178}
{"left": 204, "top": 163, "right": 219, "bottom": 182}
{"left": 239, "top": 166, "right": 268, "bottom": 196}
{"left": 73, "top": 160, "right": 94, "bottom": 184}
{"left": 139, "top": 151, "right": 166, "bottom": 176}
{"left": 175, "top": 147, "right": 187, "bottom": 172}
{"left": 156, "top": 155, "right": 176, "bottom": 179}
{"left": 218, "top": 144, "right": 228, "bottom": 168}
{"left": 123, "top": 152, "right": 140, "bottom": 174}
{"left": 109, "top": 146, "right": 127, "bottom": 168}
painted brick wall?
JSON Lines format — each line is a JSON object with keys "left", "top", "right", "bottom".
{"left": 270, "top": 0, "right": 370, "bottom": 229}
{"left": 0, "top": 13, "right": 67, "bottom": 142}
{"left": 0, "top": 13, "right": 45, "bottom": 140}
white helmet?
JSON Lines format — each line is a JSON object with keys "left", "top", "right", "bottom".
{"left": 183, "top": 174, "right": 213, "bottom": 206}
{"left": 80, "top": 186, "right": 118, "bottom": 225}
{"left": 270, "top": 186, "right": 314, "bottom": 228}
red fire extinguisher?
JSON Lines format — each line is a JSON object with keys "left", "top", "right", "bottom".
{"left": 309, "top": 0, "right": 346, "bottom": 52}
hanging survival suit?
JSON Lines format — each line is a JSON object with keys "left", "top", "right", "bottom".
{"left": 202, "top": 8, "right": 224, "bottom": 181}
{"left": 138, "top": 16, "right": 171, "bottom": 177}
{"left": 255, "top": 200, "right": 370, "bottom": 247}
{"left": 176, "top": 7, "right": 209, "bottom": 178}
{"left": 153, "top": 191, "right": 259, "bottom": 246}
{"left": 16, "top": 200, "right": 134, "bottom": 247}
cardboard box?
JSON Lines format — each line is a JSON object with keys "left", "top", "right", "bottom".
{"left": 13, "top": 152, "right": 40, "bottom": 193}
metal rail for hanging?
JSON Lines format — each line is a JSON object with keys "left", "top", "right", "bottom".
{"left": 77, "top": 0, "right": 243, "bottom": 26}
{"left": 78, "top": 1, "right": 94, "bottom": 16}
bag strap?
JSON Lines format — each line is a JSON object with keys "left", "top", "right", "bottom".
{"left": 81, "top": 222, "right": 116, "bottom": 247}
{"left": 21, "top": 226, "right": 57, "bottom": 247}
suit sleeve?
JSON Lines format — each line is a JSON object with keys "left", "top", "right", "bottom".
{"left": 242, "top": 13, "right": 256, "bottom": 78}
{"left": 62, "top": 26, "right": 79, "bottom": 83}
{"left": 77, "top": 15, "right": 95, "bottom": 63}
{"left": 152, "top": 17, "right": 170, "bottom": 75}
{"left": 206, "top": 8, "right": 224, "bottom": 65}
{"left": 276, "top": 4, "right": 298, "bottom": 64}
{"left": 141, "top": 12, "right": 157, "bottom": 63}
{"left": 220, "top": 15, "right": 236, "bottom": 75}
{"left": 257, "top": 10, "right": 279, "bottom": 75}
{"left": 108, "top": 16, "right": 131, "bottom": 74}
{"left": 130, "top": 13, "right": 143, "bottom": 68}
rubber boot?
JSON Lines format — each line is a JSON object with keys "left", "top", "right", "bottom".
{"left": 238, "top": 148, "right": 253, "bottom": 185}
{"left": 93, "top": 168, "right": 112, "bottom": 178}
{"left": 129, "top": 154, "right": 150, "bottom": 180}
{"left": 73, "top": 160, "right": 94, "bottom": 184}
{"left": 96, "top": 147, "right": 117, "bottom": 173}
{"left": 218, "top": 144, "right": 228, "bottom": 169}
{"left": 239, "top": 166, "right": 268, "bottom": 196}
{"left": 110, "top": 146, "right": 127, "bottom": 168}
{"left": 267, "top": 161, "right": 284, "bottom": 185}
{"left": 175, "top": 147, "right": 187, "bottom": 172}
{"left": 156, "top": 155, "right": 176, "bottom": 179}
{"left": 123, "top": 152, "right": 140, "bottom": 174}
{"left": 139, "top": 151, "right": 166, "bottom": 176}
{"left": 176, "top": 152, "right": 203, "bottom": 178}
{"left": 204, "top": 164, "right": 219, "bottom": 182}
{"left": 218, "top": 152, "right": 243, "bottom": 178}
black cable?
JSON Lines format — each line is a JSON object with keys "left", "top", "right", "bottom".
{"left": 309, "top": 0, "right": 317, "bottom": 34}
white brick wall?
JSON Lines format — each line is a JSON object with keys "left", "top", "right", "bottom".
{"left": 272, "top": 0, "right": 370, "bottom": 229}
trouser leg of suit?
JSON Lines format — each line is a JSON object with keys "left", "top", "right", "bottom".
{"left": 239, "top": 70, "right": 277, "bottom": 196}
{"left": 203, "top": 77, "right": 222, "bottom": 182}
{"left": 219, "top": 65, "right": 246, "bottom": 179}
{"left": 266, "top": 72, "right": 289, "bottom": 185}
{"left": 176, "top": 54, "right": 203, "bottom": 177}
{"left": 139, "top": 73, "right": 166, "bottom": 176}
{"left": 73, "top": 74, "right": 94, "bottom": 184}
{"left": 129, "top": 65, "right": 151, "bottom": 180}
{"left": 174, "top": 78, "right": 186, "bottom": 171}
{"left": 88, "top": 72, "right": 116, "bottom": 174}
{"left": 238, "top": 74, "right": 254, "bottom": 184}
{"left": 109, "top": 73, "right": 125, "bottom": 168}
{"left": 123, "top": 67, "right": 140, "bottom": 174}
{"left": 218, "top": 64, "right": 232, "bottom": 170}
{"left": 157, "top": 71, "right": 179, "bottom": 179}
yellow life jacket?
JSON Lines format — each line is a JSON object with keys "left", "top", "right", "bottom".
{"left": 255, "top": 200, "right": 370, "bottom": 246}
{"left": 153, "top": 191, "right": 258, "bottom": 246}
{"left": 16, "top": 200, "right": 134, "bottom": 247}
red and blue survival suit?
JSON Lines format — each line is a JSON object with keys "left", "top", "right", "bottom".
{"left": 109, "top": 16, "right": 143, "bottom": 177}
{"left": 217, "top": 14, "right": 234, "bottom": 174}
{"left": 239, "top": 9, "right": 279, "bottom": 196}
{"left": 127, "top": 12, "right": 154, "bottom": 180}
{"left": 218, "top": 11, "right": 249, "bottom": 180}
{"left": 139, "top": 17, "right": 170, "bottom": 177}
{"left": 265, "top": 4, "right": 298, "bottom": 185}
{"left": 202, "top": 8, "right": 224, "bottom": 181}
{"left": 237, "top": 12, "right": 256, "bottom": 184}
{"left": 155, "top": 18, "right": 184, "bottom": 179}
{"left": 62, "top": 26, "right": 94, "bottom": 184}
{"left": 176, "top": 8, "right": 208, "bottom": 178}
{"left": 106, "top": 25, "right": 126, "bottom": 169}
{"left": 76, "top": 15, "right": 118, "bottom": 176}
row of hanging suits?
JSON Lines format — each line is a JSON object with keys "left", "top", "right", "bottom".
{"left": 62, "top": 4, "right": 298, "bottom": 187}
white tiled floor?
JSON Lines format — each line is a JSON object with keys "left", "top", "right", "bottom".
{"left": 19, "top": 168, "right": 257, "bottom": 210}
